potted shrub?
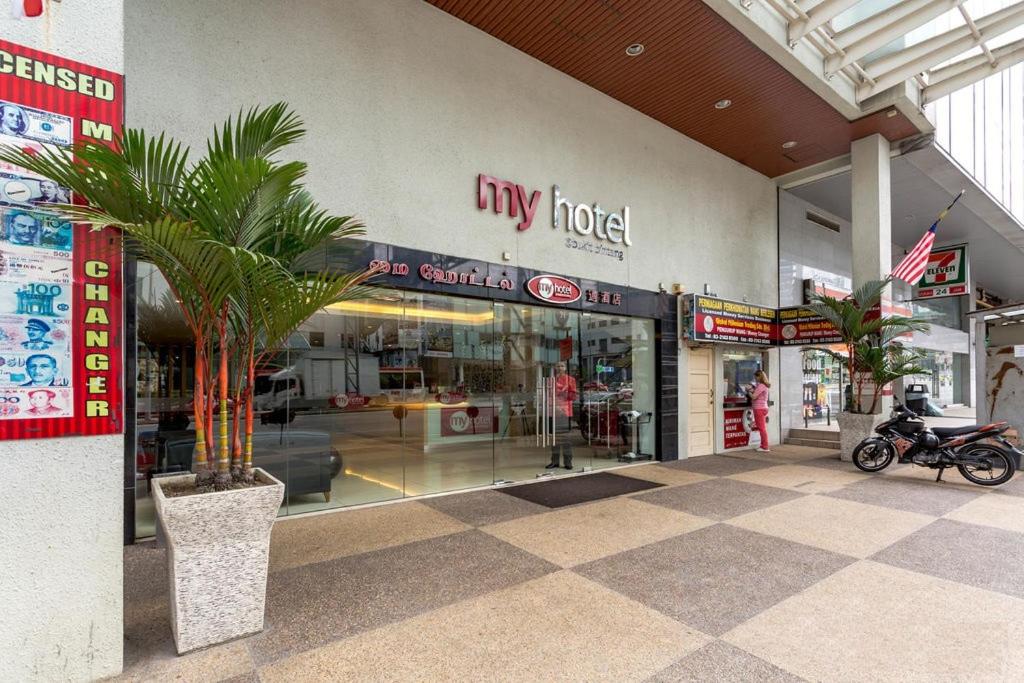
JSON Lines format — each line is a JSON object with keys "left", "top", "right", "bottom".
{"left": 0, "top": 104, "right": 367, "bottom": 652}
{"left": 806, "top": 279, "right": 929, "bottom": 460}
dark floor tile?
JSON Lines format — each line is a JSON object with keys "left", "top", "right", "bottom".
{"left": 420, "top": 489, "right": 548, "bottom": 526}
{"left": 825, "top": 476, "right": 982, "bottom": 516}
{"left": 633, "top": 478, "right": 805, "bottom": 521}
{"left": 219, "top": 673, "right": 260, "bottom": 683}
{"left": 659, "top": 455, "right": 775, "bottom": 477}
{"left": 576, "top": 524, "right": 853, "bottom": 636}
{"left": 800, "top": 456, "right": 860, "bottom": 472}
{"left": 646, "top": 641, "right": 805, "bottom": 683}
{"left": 498, "top": 472, "right": 662, "bottom": 508}
{"left": 872, "top": 518, "right": 1024, "bottom": 599}
{"left": 122, "top": 542, "right": 175, "bottom": 670}
{"left": 994, "top": 473, "right": 1024, "bottom": 498}
{"left": 251, "top": 529, "right": 557, "bottom": 665}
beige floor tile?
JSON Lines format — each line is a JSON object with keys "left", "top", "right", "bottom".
{"left": 108, "top": 641, "right": 254, "bottom": 683}
{"left": 269, "top": 501, "right": 469, "bottom": 572}
{"left": 482, "top": 497, "right": 713, "bottom": 567}
{"left": 724, "top": 560, "right": 1024, "bottom": 682}
{"left": 727, "top": 495, "right": 934, "bottom": 558}
{"left": 944, "top": 494, "right": 1024, "bottom": 533}
{"left": 258, "top": 571, "right": 711, "bottom": 683}
{"left": 728, "top": 464, "right": 868, "bottom": 494}
{"left": 616, "top": 464, "right": 714, "bottom": 487}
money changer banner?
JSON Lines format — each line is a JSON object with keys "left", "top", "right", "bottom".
{"left": 0, "top": 40, "right": 124, "bottom": 439}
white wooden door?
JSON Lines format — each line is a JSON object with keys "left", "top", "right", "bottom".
{"left": 687, "top": 347, "right": 715, "bottom": 457}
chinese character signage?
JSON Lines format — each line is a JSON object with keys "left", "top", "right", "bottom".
{"left": 915, "top": 244, "right": 968, "bottom": 300}
{"left": 0, "top": 41, "right": 123, "bottom": 439}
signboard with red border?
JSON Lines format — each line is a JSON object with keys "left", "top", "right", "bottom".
{"left": 682, "top": 295, "right": 775, "bottom": 346}
{"left": 777, "top": 307, "right": 844, "bottom": 346}
{"left": 0, "top": 40, "right": 124, "bottom": 440}
{"left": 914, "top": 244, "right": 969, "bottom": 300}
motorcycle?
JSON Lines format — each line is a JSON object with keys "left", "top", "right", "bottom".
{"left": 851, "top": 403, "right": 1020, "bottom": 486}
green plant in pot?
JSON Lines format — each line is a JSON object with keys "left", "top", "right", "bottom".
{"left": 0, "top": 103, "right": 368, "bottom": 653}
{"left": 805, "top": 278, "right": 930, "bottom": 460}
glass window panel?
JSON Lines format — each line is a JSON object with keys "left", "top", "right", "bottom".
{"left": 400, "top": 292, "right": 496, "bottom": 496}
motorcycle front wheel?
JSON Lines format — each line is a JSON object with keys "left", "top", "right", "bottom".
{"left": 852, "top": 440, "right": 894, "bottom": 472}
{"left": 957, "top": 445, "right": 1016, "bottom": 486}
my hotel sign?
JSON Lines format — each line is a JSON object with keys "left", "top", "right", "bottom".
{"left": 477, "top": 173, "right": 632, "bottom": 260}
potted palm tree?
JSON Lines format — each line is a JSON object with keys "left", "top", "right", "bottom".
{"left": 0, "top": 104, "right": 367, "bottom": 653}
{"left": 806, "top": 278, "right": 929, "bottom": 461}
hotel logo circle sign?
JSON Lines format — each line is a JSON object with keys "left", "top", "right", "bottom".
{"left": 525, "top": 275, "right": 582, "bottom": 305}
{"left": 477, "top": 174, "right": 632, "bottom": 249}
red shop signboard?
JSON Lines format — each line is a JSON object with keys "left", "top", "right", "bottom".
{"left": 0, "top": 41, "right": 124, "bottom": 439}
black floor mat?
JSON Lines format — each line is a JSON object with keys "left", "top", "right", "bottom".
{"left": 497, "top": 471, "right": 663, "bottom": 508}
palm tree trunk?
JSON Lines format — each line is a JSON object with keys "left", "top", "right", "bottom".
{"left": 217, "top": 306, "right": 230, "bottom": 477}
{"left": 243, "top": 338, "right": 255, "bottom": 474}
{"left": 192, "top": 348, "right": 208, "bottom": 470}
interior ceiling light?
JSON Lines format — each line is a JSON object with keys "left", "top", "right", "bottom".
{"left": 1001, "top": 308, "right": 1024, "bottom": 317}
{"left": 714, "top": 99, "right": 732, "bottom": 109}
{"left": 782, "top": 141, "right": 798, "bottom": 149}
{"left": 625, "top": 43, "right": 645, "bottom": 57}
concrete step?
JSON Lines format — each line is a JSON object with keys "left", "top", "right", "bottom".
{"left": 785, "top": 437, "right": 842, "bottom": 449}
{"left": 788, "top": 428, "right": 840, "bottom": 442}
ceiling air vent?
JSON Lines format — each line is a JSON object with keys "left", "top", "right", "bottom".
{"left": 806, "top": 211, "right": 840, "bottom": 233}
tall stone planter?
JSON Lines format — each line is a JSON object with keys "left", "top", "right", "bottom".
{"left": 836, "top": 412, "right": 886, "bottom": 462}
{"left": 152, "top": 468, "right": 284, "bottom": 654}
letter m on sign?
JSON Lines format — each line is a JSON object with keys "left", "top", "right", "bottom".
{"left": 82, "top": 119, "right": 113, "bottom": 141}
{"left": 478, "top": 174, "right": 518, "bottom": 218}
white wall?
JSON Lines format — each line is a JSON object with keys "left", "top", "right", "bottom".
{"left": 123, "top": 0, "right": 777, "bottom": 302}
{"left": 0, "top": 6, "right": 125, "bottom": 681}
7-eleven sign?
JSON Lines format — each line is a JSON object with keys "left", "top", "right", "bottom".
{"left": 915, "top": 244, "right": 968, "bottom": 299}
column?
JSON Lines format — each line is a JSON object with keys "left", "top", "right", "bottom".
{"left": 0, "top": 3, "right": 125, "bottom": 682}
{"left": 850, "top": 134, "right": 892, "bottom": 289}
{"left": 850, "top": 134, "right": 892, "bottom": 414}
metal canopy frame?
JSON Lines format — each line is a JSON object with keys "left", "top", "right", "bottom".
{"left": 763, "top": 0, "right": 1024, "bottom": 104}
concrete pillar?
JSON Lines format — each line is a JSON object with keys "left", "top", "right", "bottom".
{"left": 850, "top": 134, "right": 892, "bottom": 414}
{"left": 850, "top": 135, "right": 892, "bottom": 289}
{"left": 0, "top": 4, "right": 125, "bottom": 681}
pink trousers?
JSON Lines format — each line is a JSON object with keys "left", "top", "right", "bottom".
{"left": 753, "top": 408, "right": 769, "bottom": 448}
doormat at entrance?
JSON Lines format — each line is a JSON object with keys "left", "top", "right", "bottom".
{"left": 498, "top": 472, "right": 663, "bottom": 508}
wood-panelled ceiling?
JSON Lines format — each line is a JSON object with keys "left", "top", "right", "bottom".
{"left": 427, "top": 0, "right": 920, "bottom": 178}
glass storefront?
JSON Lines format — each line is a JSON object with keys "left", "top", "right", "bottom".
{"left": 132, "top": 268, "right": 657, "bottom": 537}
{"left": 798, "top": 348, "right": 845, "bottom": 427}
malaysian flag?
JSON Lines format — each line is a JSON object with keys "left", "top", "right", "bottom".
{"left": 891, "top": 190, "right": 964, "bottom": 285}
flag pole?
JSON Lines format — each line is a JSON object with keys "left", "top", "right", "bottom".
{"left": 890, "top": 189, "right": 965, "bottom": 285}
{"left": 930, "top": 189, "right": 966, "bottom": 231}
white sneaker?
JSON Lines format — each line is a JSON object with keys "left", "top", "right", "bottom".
{"left": 756, "top": 448, "right": 771, "bottom": 453}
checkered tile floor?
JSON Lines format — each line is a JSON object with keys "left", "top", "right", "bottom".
{"left": 115, "top": 445, "right": 1024, "bottom": 682}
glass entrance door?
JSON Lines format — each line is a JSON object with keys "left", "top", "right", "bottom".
{"left": 493, "top": 304, "right": 584, "bottom": 482}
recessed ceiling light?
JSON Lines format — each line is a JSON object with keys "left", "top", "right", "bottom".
{"left": 782, "top": 141, "right": 798, "bottom": 149}
{"left": 887, "top": 110, "right": 898, "bottom": 118}
{"left": 625, "top": 43, "right": 645, "bottom": 57}
{"left": 714, "top": 99, "right": 732, "bottom": 109}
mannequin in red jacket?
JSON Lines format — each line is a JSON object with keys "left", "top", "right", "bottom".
{"left": 545, "top": 361, "right": 578, "bottom": 470}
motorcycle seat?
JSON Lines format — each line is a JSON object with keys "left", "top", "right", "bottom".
{"left": 932, "top": 425, "right": 985, "bottom": 438}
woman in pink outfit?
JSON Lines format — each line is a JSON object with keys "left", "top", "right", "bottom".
{"left": 750, "top": 370, "right": 771, "bottom": 452}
